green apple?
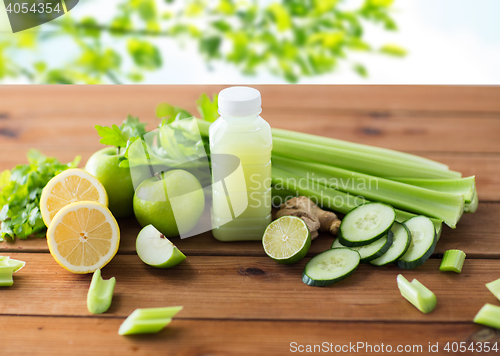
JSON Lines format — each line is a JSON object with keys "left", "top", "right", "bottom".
{"left": 85, "top": 147, "right": 135, "bottom": 218}
{"left": 133, "top": 169, "right": 205, "bottom": 237}
{"left": 136, "top": 225, "right": 186, "bottom": 268}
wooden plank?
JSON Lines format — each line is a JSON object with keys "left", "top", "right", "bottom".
{"left": 2, "top": 202, "right": 498, "bottom": 258}
{"left": 1, "top": 85, "right": 499, "bottom": 113}
{"left": 1, "top": 316, "right": 495, "bottom": 356}
{"left": 0, "top": 253, "right": 497, "bottom": 322}
{"left": 1, "top": 100, "right": 499, "bottom": 154}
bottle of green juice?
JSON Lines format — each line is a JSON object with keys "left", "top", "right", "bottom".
{"left": 210, "top": 87, "right": 272, "bottom": 241}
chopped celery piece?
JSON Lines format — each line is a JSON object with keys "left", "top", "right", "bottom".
{"left": 272, "top": 168, "right": 443, "bottom": 233}
{"left": 87, "top": 269, "right": 116, "bottom": 314}
{"left": 0, "top": 266, "right": 14, "bottom": 287}
{"left": 486, "top": 278, "right": 500, "bottom": 301}
{"left": 118, "top": 306, "right": 183, "bottom": 335}
{"left": 0, "top": 256, "right": 26, "bottom": 272}
{"left": 474, "top": 304, "right": 500, "bottom": 330}
{"left": 272, "top": 138, "right": 461, "bottom": 179}
{"left": 393, "top": 177, "right": 475, "bottom": 204}
{"left": 397, "top": 274, "right": 437, "bottom": 314}
{"left": 273, "top": 156, "right": 464, "bottom": 228}
{"left": 439, "top": 249, "right": 466, "bottom": 273}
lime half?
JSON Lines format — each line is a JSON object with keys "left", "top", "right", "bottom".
{"left": 263, "top": 216, "right": 311, "bottom": 264}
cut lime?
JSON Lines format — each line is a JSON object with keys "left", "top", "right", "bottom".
{"left": 136, "top": 225, "right": 186, "bottom": 268}
{"left": 262, "top": 216, "right": 311, "bottom": 264}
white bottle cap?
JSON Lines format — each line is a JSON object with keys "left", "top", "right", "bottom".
{"left": 218, "top": 86, "right": 262, "bottom": 117}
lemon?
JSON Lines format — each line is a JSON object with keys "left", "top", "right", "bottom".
{"left": 40, "top": 168, "right": 108, "bottom": 227}
{"left": 46, "top": 201, "right": 120, "bottom": 274}
{"left": 262, "top": 216, "right": 311, "bottom": 264}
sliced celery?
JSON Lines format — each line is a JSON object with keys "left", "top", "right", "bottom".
{"left": 394, "top": 177, "right": 475, "bottom": 204}
{"left": 272, "top": 168, "right": 443, "bottom": 236}
{"left": 87, "top": 269, "right": 116, "bottom": 314}
{"left": 274, "top": 156, "right": 464, "bottom": 228}
{"left": 0, "top": 266, "right": 14, "bottom": 287}
{"left": 397, "top": 274, "right": 437, "bottom": 314}
{"left": 118, "top": 306, "right": 183, "bottom": 335}
{"left": 0, "top": 256, "right": 26, "bottom": 272}
{"left": 439, "top": 250, "right": 466, "bottom": 273}
{"left": 272, "top": 137, "right": 461, "bottom": 179}
{"left": 486, "top": 278, "right": 500, "bottom": 301}
{"left": 474, "top": 304, "right": 500, "bottom": 330}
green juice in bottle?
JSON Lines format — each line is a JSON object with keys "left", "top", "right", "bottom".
{"left": 210, "top": 87, "right": 272, "bottom": 241}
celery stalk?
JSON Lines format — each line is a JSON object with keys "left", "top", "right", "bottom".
{"left": 486, "top": 278, "right": 500, "bottom": 301}
{"left": 87, "top": 269, "right": 116, "bottom": 314}
{"left": 393, "top": 177, "right": 475, "bottom": 204}
{"left": 397, "top": 274, "right": 437, "bottom": 314}
{"left": 272, "top": 168, "right": 443, "bottom": 235}
{"left": 118, "top": 306, "right": 183, "bottom": 335}
{"left": 272, "top": 137, "right": 461, "bottom": 179}
{"left": 273, "top": 156, "right": 464, "bottom": 228}
{"left": 474, "top": 304, "right": 500, "bottom": 330}
{"left": 439, "top": 250, "right": 466, "bottom": 273}
{"left": 272, "top": 127, "right": 450, "bottom": 171}
{"left": 0, "top": 266, "right": 14, "bottom": 287}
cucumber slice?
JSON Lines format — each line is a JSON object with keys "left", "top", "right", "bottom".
{"left": 397, "top": 216, "right": 437, "bottom": 269}
{"left": 338, "top": 203, "right": 395, "bottom": 247}
{"left": 332, "top": 231, "right": 393, "bottom": 263}
{"left": 302, "top": 248, "right": 360, "bottom": 287}
{"left": 370, "top": 222, "right": 412, "bottom": 266}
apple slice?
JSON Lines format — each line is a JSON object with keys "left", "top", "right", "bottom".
{"left": 136, "top": 225, "right": 186, "bottom": 268}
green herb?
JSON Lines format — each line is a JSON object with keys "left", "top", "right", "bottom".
{"left": 95, "top": 115, "right": 147, "bottom": 150}
{"left": 0, "top": 150, "right": 80, "bottom": 241}
{"left": 196, "top": 93, "right": 219, "bottom": 123}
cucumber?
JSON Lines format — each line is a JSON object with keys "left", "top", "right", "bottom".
{"left": 332, "top": 231, "right": 393, "bottom": 263}
{"left": 302, "top": 248, "right": 360, "bottom": 287}
{"left": 397, "top": 216, "right": 437, "bottom": 269}
{"left": 370, "top": 222, "right": 412, "bottom": 266}
{"left": 338, "top": 202, "right": 396, "bottom": 247}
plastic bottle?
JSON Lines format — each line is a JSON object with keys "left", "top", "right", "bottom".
{"left": 210, "top": 87, "right": 272, "bottom": 241}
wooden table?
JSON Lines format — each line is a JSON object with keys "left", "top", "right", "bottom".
{"left": 1, "top": 86, "right": 499, "bottom": 355}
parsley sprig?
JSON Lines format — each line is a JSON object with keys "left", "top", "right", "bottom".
{"left": 0, "top": 150, "right": 81, "bottom": 241}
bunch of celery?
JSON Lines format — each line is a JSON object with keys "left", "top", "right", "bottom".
{"left": 196, "top": 119, "right": 476, "bottom": 232}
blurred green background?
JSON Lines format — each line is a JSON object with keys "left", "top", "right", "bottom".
{"left": 0, "top": 0, "right": 405, "bottom": 84}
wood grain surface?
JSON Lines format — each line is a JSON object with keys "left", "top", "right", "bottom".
{"left": 0, "top": 85, "right": 499, "bottom": 355}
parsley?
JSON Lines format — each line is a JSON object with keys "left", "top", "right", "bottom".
{"left": 95, "top": 115, "right": 147, "bottom": 150}
{"left": 0, "top": 150, "right": 81, "bottom": 241}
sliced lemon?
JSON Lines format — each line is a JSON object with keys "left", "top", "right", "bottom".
{"left": 40, "top": 168, "right": 108, "bottom": 227}
{"left": 47, "top": 201, "right": 120, "bottom": 274}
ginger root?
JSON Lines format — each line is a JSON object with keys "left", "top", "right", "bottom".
{"left": 276, "top": 196, "right": 341, "bottom": 240}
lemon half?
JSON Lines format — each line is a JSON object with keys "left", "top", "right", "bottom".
{"left": 40, "top": 168, "right": 108, "bottom": 227}
{"left": 47, "top": 201, "right": 120, "bottom": 274}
